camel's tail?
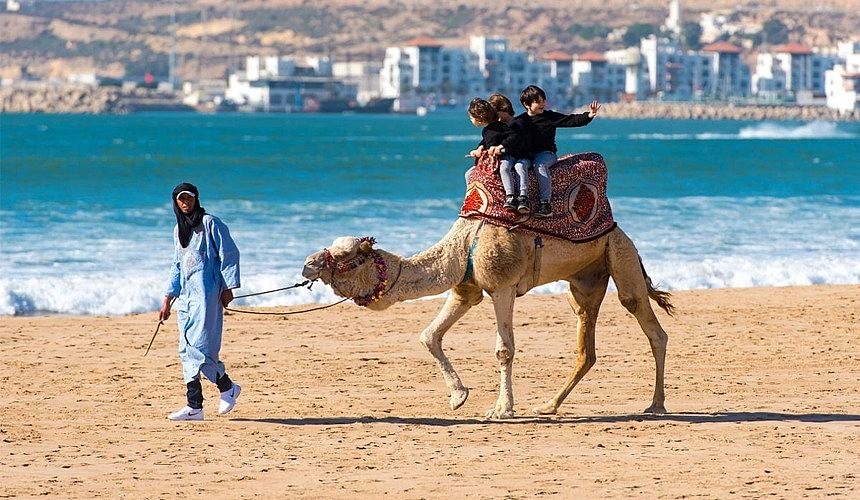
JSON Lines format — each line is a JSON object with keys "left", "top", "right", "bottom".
{"left": 640, "top": 258, "right": 675, "bottom": 317}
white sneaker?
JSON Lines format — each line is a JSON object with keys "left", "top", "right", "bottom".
{"left": 168, "top": 406, "right": 203, "bottom": 421}
{"left": 218, "top": 383, "right": 241, "bottom": 415}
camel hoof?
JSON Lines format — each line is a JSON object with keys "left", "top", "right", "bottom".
{"left": 532, "top": 404, "right": 558, "bottom": 415}
{"left": 449, "top": 388, "right": 469, "bottom": 411}
{"left": 644, "top": 404, "right": 667, "bottom": 414}
{"left": 484, "top": 408, "right": 515, "bottom": 419}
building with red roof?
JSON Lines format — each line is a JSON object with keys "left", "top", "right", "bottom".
{"left": 573, "top": 50, "right": 627, "bottom": 103}
{"left": 576, "top": 51, "right": 607, "bottom": 63}
{"left": 773, "top": 43, "right": 814, "bottom": 55}
{"left": 701, "top": 41, "right": 743, "bottom": 54}
{"left": 542, "top": 50, "right": 574, "bottom": 62}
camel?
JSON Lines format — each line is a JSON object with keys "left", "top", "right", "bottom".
{"left": 302, "top": 217, "right": 674, "bottom": 419}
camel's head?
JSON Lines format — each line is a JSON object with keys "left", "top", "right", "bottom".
{"left": 302, "top": 236, "right": 390, "bottom": 307}
{"left": 302, "top": 236, "right": 375, "bottom": 282}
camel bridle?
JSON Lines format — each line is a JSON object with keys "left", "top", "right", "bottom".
{"left": 321, "top": 237, "right": 401, "bottom": 307}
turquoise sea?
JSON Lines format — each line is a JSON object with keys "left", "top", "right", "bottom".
{"left": 1, "top": 112, "right": 858, "bottom": 315}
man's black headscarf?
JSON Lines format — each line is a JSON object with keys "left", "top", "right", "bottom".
{"left": 172, "top": 182, "right": 206, "bottom": 248}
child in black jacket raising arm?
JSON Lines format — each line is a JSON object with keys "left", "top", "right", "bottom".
{"left": 516, "top": 85, "right": 600, "bottom": 217}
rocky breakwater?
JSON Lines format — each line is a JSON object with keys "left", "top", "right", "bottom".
{"left": 601, "top": 101, "right": 859, "bottom": 121}
{"left": 1, "top": 84, "right": 128, "bottom": 114}
{"left": 1, "top": 85, "right": 195, "bottom": 114}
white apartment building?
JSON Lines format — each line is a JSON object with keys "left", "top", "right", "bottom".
{"left": 538, "top": 51, "right": 575, "bottom": 105}
{"left": 641, "top": 37, "right": 750, "bottom": 100}
{"left": 470, "top": 36, "right": 511, "bottom": 93}
{"left": 825, "top": 43, "right": 860, "bottom": 113}
{"left": 381, "top": 35, "right": 599, "bottom": 109}
{"left": 379, "top": 36, "right": 482, "bottom": 108}
{"left": 469, "top": 36, "right": 544, "bottom": 98}
{"left": 332, "top": 60, "right": 382, "bottom": 105}
{"left": 245, "top": 55, "right": 333, "bottom": 79}
{"left": 572, "top": 51, "right": 627, "bottom": 103}
{"left": 753, "top": 44, "right": 841, "bottom": 101}
{"left": 469, "top": 36, "right": 552, "bottom": 98}
{"left": 605, "top": 47, "right": 643, "bottom": 97}
{"left": 225, "top": 55, "right": 355, "bottom": 112}
{"left": 702, "top": 41, "right": 750, "bottom": 100}
{"left": 641, "top": 36, "right": 710, "bottom": 99}
{"left": 641, "top": 36, "right": 682, "bottom": 96}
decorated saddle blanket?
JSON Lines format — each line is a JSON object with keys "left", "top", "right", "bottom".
{"left": 459, "top": 152, "right": 616, "bottom": 243}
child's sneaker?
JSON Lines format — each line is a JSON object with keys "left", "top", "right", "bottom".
{"left": 536, "top": 200, "right": 553, "bottom": 218}
{"left": 503, "top": 195, "right": 517, "bottom": 211}
{"left": 517, "top": 198, "right": 530, "bottom": 215}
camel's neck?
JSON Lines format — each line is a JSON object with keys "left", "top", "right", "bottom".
{"left": 380, "top": 219, "right": 475, "bottom": 303}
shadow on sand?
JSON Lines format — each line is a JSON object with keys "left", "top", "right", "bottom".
{"left": 233, "top": 411, "right": 860, "bottom": 427}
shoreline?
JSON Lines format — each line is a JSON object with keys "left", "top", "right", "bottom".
{"left": 2, "top": 284, "right": 858, "bottom": 497}
{"left": 3, "top": 282, "right": 858, "bottom": 318}
{"left": 2, "top": 85, "right": 858, "bottom": 121}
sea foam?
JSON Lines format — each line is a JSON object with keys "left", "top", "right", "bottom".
{"left": 2, "top": 195, "right": 858, "bottom": 316}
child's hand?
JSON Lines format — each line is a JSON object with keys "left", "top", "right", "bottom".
{"left": 589, "top": 100, "right": 601, "bottom": 118}
{"left": 469, "top": 145, "right": 485, "bottom": 158}
{"left": 487, "top": 145, "right": 505, "bottom": 157}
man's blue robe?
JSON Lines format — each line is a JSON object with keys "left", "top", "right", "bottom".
{"left": 166, "top": 214, "right": 240, "bottom": 383}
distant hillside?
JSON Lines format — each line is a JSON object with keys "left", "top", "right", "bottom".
{"left": 1, "top": 0, "right": 858, "bottom": 82}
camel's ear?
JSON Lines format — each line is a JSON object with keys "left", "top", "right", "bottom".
{"left": 359, "top": 240, "right": 374, "bottom": 254}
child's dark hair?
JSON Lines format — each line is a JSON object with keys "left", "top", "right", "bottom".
{"left": 468, "top": 97, "right": 498, "bottom": 124}
{"left": 487, "top": 93, "right": 514, "bottom": 115}
{"left": 519, "top": 85, "right": 546, "bottom": 107}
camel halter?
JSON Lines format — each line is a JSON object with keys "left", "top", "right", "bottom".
{"left": 322, "top": 237, "right": 400, "bottom": 306}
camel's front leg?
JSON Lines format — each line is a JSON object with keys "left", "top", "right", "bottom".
{"left": 419, "top": 289, "right": 480, "bottom": 411}
{"left": 486, "top": 287, "right": 517, "bottom": 419}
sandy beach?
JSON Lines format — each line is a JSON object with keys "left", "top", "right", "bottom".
{"left": 1, "top": 284, "right": 858, "bottom": 498}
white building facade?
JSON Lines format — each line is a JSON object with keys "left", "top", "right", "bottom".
{"left": 224, "top": 33, "right": 853, "bottom": 113}
{"left": 640, "top": 37, "right": 750, "bottom": 100}
{"left": 824, "top": 43, "right": 860, "bottom": 113}
{"left": 379, "top": 36, "right": 483, "bottom": 110}
{"left": 753, "top": 44, "right": 841, "bottom": 101}
{"left": 573, "top": 52, "right": 627, "bottom": 103}
{"left": 225, "top": 55, "right": 356, "bottom": 112}
{"left": 702, "top": 41, "right": 750, "bottom": 100}
{"left": 469, "top": 36, "right": 541, "bottom": 98}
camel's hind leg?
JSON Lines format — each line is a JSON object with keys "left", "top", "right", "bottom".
{"left": 533, "top": 265, "right": 609, "bottom": 415}
{"left": 419, "top": 286, "right": 482, "bottom": 411}
{"left": 607, "top": 230, "right": 669, "bottom": 414}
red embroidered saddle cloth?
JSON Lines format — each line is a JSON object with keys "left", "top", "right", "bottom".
{"left": 459, "top": 152, "right": 616, "bottom": 243}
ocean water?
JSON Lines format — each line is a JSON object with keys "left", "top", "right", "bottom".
{"left": 1, "top": 112, "right": 858, "bottom": 316}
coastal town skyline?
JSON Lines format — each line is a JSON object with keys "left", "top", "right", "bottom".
{"left": 2, "top": 0, "right": 858, "bottom": 80}
{"left": 1, "top": 0, "right": 858, "bottom": 115}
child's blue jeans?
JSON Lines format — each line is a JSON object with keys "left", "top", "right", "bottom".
{"left": 532, "top": 151, "right": 557, "bottom": 201}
